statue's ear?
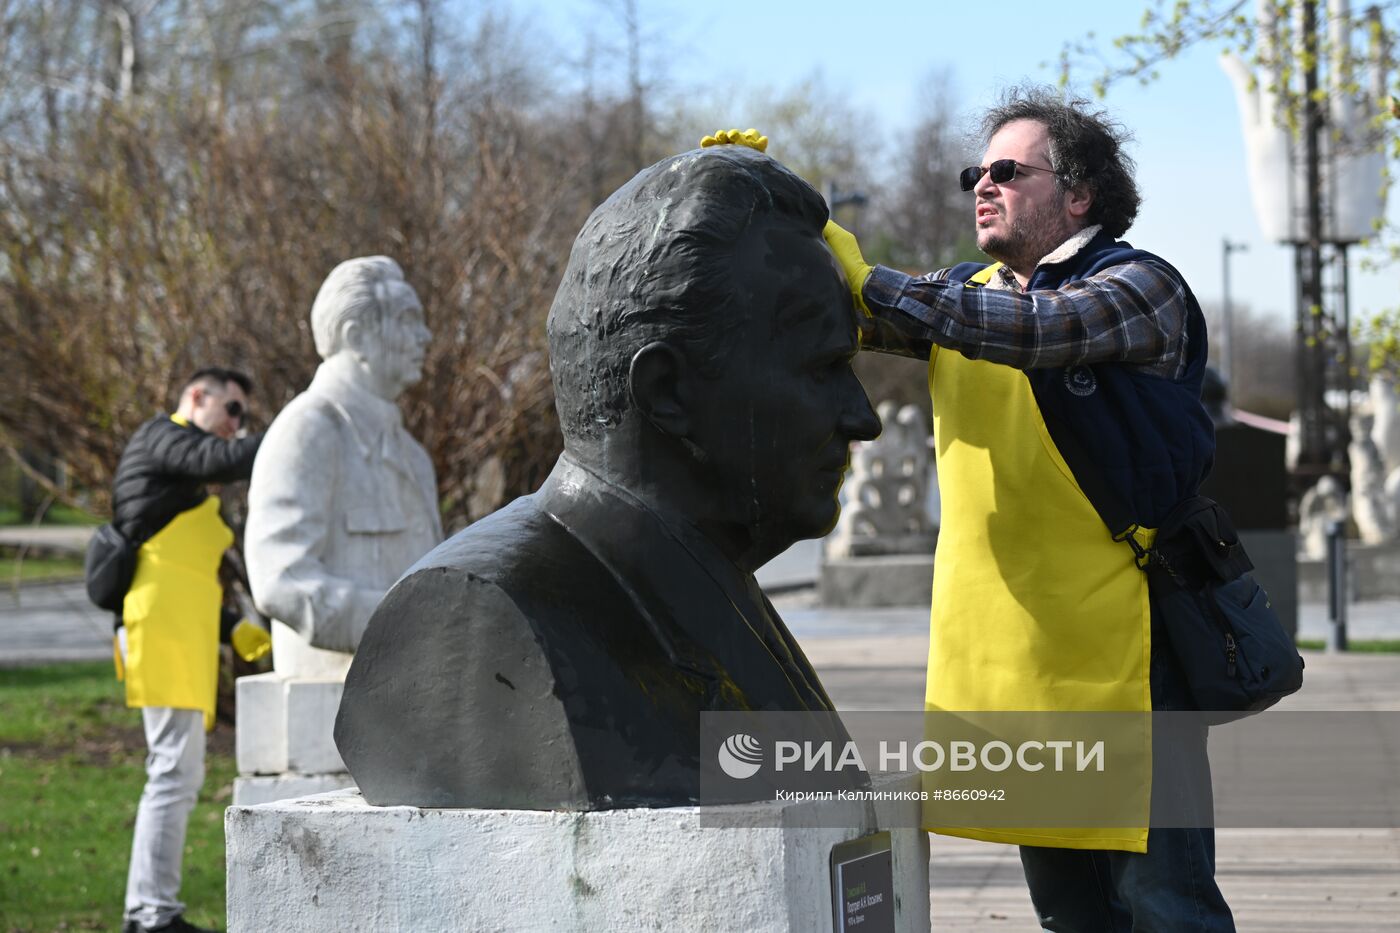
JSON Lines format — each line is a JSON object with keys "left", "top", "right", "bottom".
{"left": 629, "top": 341, "right": 690, "bottom": 438}
{"left": 341, "top": 319, "right": 369, "bottom": 359}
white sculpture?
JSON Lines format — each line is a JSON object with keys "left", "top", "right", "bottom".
{"left": 246, "top": 256, "right": 443, "bottom": 677}
{"left": 1221, "top": 0, "right": 1387, "bottom": 244}
{"left": 1298, "top": 475, "right": 1348, "bottom": 559}
{"left": 1349, "top": 412, "right": 1397, "bottom": 545}
{"left": 826, "top": 401, "right": 937, "bottom": 558}
{"left": 1370, "top": 374, "right": 1400, "bottom": 477}
{"left": 234, "top": 257, "right": 443, "bottom": 804}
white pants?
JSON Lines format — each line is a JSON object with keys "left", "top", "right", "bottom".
{"left": 119, "top": 629, "right": 207, "bottom": 928}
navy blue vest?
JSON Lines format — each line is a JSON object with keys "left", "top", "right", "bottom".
{"left": 945, "top": 232, "right": 1215, "bottom": 528}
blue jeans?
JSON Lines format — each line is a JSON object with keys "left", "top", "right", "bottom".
{"left": 1017, "top": 602, "right": 1235, "bottom": 932}
{"left": 1019, "top": 826, "right": 1233, "bottom": 932}
{"left": 118, "top": 630, "right": 207, "bottom": 930}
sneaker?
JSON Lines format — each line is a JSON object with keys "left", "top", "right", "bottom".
{"left": 122, "top": 916, "right": 218, "bottom": 933}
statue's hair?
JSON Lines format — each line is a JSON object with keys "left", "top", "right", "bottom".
{"left": 981, "top": 86, "right": 1141, "bottom": 239}
{"left": 547, "top": 146, "right": 829, "bottom": 441}
{"left": 310, "top": 256, "right": 411, "bottom": 358}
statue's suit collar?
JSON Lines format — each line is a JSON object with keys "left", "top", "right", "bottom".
{"left": 307, "top": 361, "right": 405, "bottom": 454}
{"left": 535, "top": 453, "right": 832, "bottom": 713}
{"left": 306, "top": 361, "right": 438, "bottom": 529}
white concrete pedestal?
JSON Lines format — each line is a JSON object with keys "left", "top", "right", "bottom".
{"left": 226, "top": 786, "right": 931, "bottom": 931}
{"left": 233, "top": 673, "right": 356, "bottom": 806}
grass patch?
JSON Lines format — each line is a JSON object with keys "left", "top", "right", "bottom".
{"left": 40, "top": 504, "right": 100, "bottom": 527}
{"left": 0, "top": 662, "right": 234, "bottom": 931}
{"left": 1296, "top": 638, "right": 1400, "bottom": 653}
{"left": 3, "top": 555, "right": 86, "bottom": 584}
{"left": 0, "top": 504, "right": 99, "bottom": 528}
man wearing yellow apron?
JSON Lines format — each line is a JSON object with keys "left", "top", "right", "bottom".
{"left": 826, "top": 89, "right": 1232, "bottom": 930}
{"left": 111, "top": 368, "right": 264, "bottom": 933}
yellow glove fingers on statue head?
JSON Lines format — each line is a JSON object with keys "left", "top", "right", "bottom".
{"left": 699, "top": 127, "right": 768, "bottom": 153}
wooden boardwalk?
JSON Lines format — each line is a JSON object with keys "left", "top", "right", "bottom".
{"left": 812, "top": 646, "right": 1400, "bottom": 931}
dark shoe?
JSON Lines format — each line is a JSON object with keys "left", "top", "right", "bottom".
{"left": 122, "top": 916, "right": 218, "bottom": 933}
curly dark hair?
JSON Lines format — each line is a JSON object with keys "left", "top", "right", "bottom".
{"left": 980, "top": 86, "right": 1141, "bottom": 239}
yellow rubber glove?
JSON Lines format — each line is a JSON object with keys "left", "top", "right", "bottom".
{"left": 822, "top": 220, "right": 873, "bottom": 317}
{"left": 699, "top": 127, "right": 769, "bottom": 152}
{"left": 231, "top": 619, "right": 272, "bottom": 663}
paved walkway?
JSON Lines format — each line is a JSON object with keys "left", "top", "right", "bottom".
{"left": 779, "top": 595, "right": 1400, "bottom": 643}
{"left": 0, "top": 525, "right": 92, "bottom": 552}
{"left": 0, "top": 581, "right": 112, "bottom": 666}
{"left": 805, "top": 629, "right": 1400, "bottom": 931}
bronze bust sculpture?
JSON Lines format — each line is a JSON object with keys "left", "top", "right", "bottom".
{"left": 334, "top": 145, "right": 881, "bottom": 809}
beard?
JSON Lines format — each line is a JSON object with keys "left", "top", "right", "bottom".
{"left": 977, "top": 191, "right": 1076, "bottom": 272}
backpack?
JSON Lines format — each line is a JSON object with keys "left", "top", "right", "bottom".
{"left": 1047, "top": 411, "right": 1304, "bottom": 716}
{"left": 84, "top": 523, "right": 138, "bottom": 613}
{"left": 1121, "top": 496, "right": 1305, "bottom": 715}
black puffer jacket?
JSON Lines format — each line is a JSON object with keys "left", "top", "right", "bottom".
{"left": 112, "top": 415, "right": 263, "bottom": 544}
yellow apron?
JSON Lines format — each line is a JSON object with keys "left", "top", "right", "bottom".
{"left": 923, "top": 264, "right": 1153, "bottom": 852}
{"left": 119, "top": 490, "right": 232, "bottom": 732}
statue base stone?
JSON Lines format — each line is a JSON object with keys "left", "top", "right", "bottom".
{"left": 819, "top": 553, "right": 935, "bottom": 609}
{"left": 1299, "top": 538, "right": 1400, "bottom": 603}
{"left": 233, "top": 672, "right": 354, "bottom": 806}
{"left": 225, "top": 787, "right": 931, "bottom": 932}
{"left": 233, "top": 772, "right": 355, "bottom": 807}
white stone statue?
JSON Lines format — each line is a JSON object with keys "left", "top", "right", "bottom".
{"left": 1370, "top": 374, "right": 1400, "bottom": 477}
{"left": 246, "top": 256, "right": 443, "bottom": 679}
{"left": 826, "top": 401, "right": 937, "bottom": 558}
{"left": 1221, "top": 0, "right": 1387, "bottom": 243}
{"left": 1349, "top": 412, "right": 1397, "bottom": 545}
{"left": 1298, "top": 475, "right": 1348, "bottom": 560}
{"left": 1385, "top": 466, "right": 1400, "bottom": 533}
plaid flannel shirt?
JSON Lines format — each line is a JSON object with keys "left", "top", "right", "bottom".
{"left": 861, "top": 226, "right": 1192, "bottom": 380}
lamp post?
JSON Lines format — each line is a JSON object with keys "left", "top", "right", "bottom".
{"left": 1221, "top": 238, "right": 1249, "bottom": 388}
{"left": 825, "top": 182, "right": 869, "bottom": 235}
{"left": 1221, "top": 0, "right": 1387, "bottom": 479}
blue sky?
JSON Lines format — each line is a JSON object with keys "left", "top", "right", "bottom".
{"left": 527, "top": 0, "right": 1400, "bottom": 330}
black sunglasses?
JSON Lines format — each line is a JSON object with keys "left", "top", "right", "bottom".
{"left": 224, "top": 400, "right": 245, "bottom": 423}
{"left": 959, "top": 159, "right": 1059, "bottom": 192}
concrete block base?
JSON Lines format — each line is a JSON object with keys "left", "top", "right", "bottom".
{"left": 235, "top": 672, "right": 351, "bottom": 805}
{"left": 226, "top": 788, "right": 930, "bottom": 932}
{"left": 236, "top": 673, "right": 347, "bottom": 774}
{"left": 232, "top": 773, "right": 357, "bottom": 807}
{"left": 819, "top": 554, "right": 934, "bottom": 609}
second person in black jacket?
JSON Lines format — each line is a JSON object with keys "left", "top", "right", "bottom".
{"left": 112, "top": 367, "right": 263, "bottom": 933}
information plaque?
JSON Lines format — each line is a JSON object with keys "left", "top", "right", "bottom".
{"left": 829, "top": 831, "right": 895, "bottom": 932}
